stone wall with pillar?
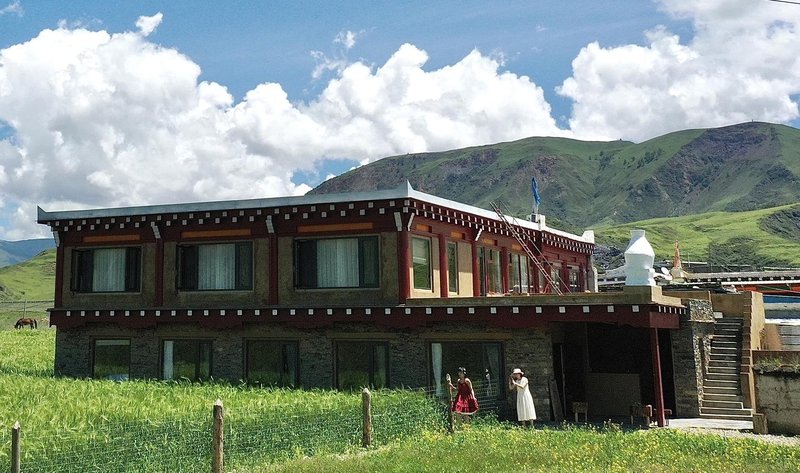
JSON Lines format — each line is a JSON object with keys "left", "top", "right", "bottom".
{"left": 670, "top": 299, "right": 714, "bottom": 417}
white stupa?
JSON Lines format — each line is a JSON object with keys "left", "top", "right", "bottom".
{"left": 624, "top": 229, "right": 656, "bottom": 286}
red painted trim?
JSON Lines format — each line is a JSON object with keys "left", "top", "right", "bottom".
{"left": 269, "top": 234, "right": 279, "bottom": 305}
{"left": 471, "top": 240, "right": 480, "bottom": 296}
{"left": 155, "top": 238, "right": 164, "bottom": 306}
{"left": 651, "top": 328, "right": 666, "bottom": 427}
{"left": 48, "top": 304, "right": 681, "bottom": 331}
{"left": 438, "top": 234, "right": 448, "bottom": 298}
{"left": 501, "top": 247, "right": 510, "bottom": 294}
{"left": 398, "top": 229, "right": 410, "bottom": 304}
{"left": 54, "top": 245, "right": 65, "bottom": 307}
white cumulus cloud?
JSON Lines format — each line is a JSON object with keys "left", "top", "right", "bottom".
{"left": 559, "top": 0, "right": 800, "bottom": 141}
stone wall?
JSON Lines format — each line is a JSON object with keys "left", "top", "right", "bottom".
{"left": 54, "top": 321, "right": 553, "bottom": 420}
{"left": 670, "top": 299, "right": 714, "bottom": 417}
{"left": 754, "top": 372, "right": 800, "bottom": 435}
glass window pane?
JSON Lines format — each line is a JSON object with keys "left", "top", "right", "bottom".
{"left": 164, "top": 340, "right": 211, "bottom": 381}
{"left": 488, "top": 249, "right": 502, "bottom": 293}
{"left": 93, "top": 339, "right": 130, "bottom": 380}
{"left": 447, "top": 242, "right": 458, "bottom": 293}
{"left": 198, "top": 244, "right": 236, "bottom": 290}
{"left": 412, "top": 237, "right": 432, "bottom": 290}
{"left": 360, "top": 237, "right": 379, "bottom": 287}
{"left": 373, "top": 344, "right": 387, "bottom": 388}
{"left": 317, "top": 238, "right": 359, "bottom": 287}
{"left": 247, "top": 340, "right": 298, "bottom": 387}
{"left": 433, "top": 342, "right": 503, "bottom": 403}
{"left": 92, "top": 248, "right": 126, "bottom": 292}
{"left": 337, "top": 342, "right": 371, "bottom": 390}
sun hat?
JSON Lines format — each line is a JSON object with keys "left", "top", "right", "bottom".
{"left": 512, "top": 368, "right": 523, "bottom": 374}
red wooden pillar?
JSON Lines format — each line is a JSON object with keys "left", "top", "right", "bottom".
{"left": 651, "top": 327, "right": 666, "bottom": 427}
{"left": 471, "top": 240, "right": 481, "bottom": 297}
{"left": 154, "top": 237, "right": 164, "bottom": 306}
{"left": 54, "top": 236, "right": 64, "bottom": 308}
{"left": 398, "top": 228, "right": 410, "bottom": 304}
{"left": 268, "top": 234, "right": 279, "bottom": 305}
{"left": 500, "top": 247, "right": 510, "bottom": 294}
{"left": 438, "top": 234, "right": 448, "bottom": 298}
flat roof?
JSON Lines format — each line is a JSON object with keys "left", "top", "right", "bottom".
{"left": 37, "top": 182, "right": 594, "bottom": 244}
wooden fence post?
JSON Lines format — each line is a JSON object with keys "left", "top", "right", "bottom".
{"left": 212, "top": 399, "right": 224, "bottom": 473}
{"left": 11, "top": 421, "right": 20, "bottom": 473}
{"left": 362, "top": 388, "right": 372, "bottom": 448}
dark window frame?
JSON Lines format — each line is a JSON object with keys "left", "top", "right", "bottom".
{"left": 70, "top": 246, "right": 141, "bottom": 293}
{"left": 294, "top": 236, "right": 380, "bottom": 289}
{"left": 92, "top": 338, "right": 131, "bottom": 381}
{"left": 244, "top": 339, "right": 300, "bottom": 387}
{"left": 176, "top": 241, "right": 253, "bottom": 291}
{"left": 335, "top": 340, "right": 390, "bottom": 390}
{"left": 161, "top": 339, "right": 213, "bottom": 381}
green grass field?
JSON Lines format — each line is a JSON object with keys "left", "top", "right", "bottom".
{"left": 0, "top": 249, "right": 55, "bottom": 301}
{"left": 1, "top": 330, "right": 799, "bottom": 472}
{"left": 595, "top": 203, "right": 800, "bottom": 267}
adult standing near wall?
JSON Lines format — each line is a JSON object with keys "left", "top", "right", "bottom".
{"left": 509, "top": 368, "right": 536, "bottom": 426}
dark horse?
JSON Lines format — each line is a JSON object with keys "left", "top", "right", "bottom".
{"left": 14, "top": 317, "right": 37, "bottom": 329}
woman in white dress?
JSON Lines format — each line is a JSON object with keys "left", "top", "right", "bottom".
{"left": 508, "top": 368, "right": 536, "bottom": 426}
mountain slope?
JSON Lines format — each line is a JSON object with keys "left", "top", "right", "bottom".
{"left": 0, "top": 249, "right": 56, "bottom": 301}
{"left": 0, "top": 238, "right": 56, "bottom": 268}
{"left": 310, "top": 122, "right": 800, "bottom": 230}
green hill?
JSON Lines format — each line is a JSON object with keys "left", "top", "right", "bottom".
{"left": 311, "top": 122, "right": 800, "bottom": 230}
{"left": 0, "top": 249, "right": 55, "bottom": 301}
{"left": 594, "top": 203, "right": 800, "bottom": 269}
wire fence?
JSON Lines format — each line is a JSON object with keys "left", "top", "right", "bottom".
{"left": 0, "top": 300, "right": 52, "bottom": 326}
{"left": 0, "top": 384, "right": 512, "bottom": 473}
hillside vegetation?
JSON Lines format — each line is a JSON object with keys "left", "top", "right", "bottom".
{"left": 0, "top": 249, "right": 55, "bottom": 301}
{"left": 312, "top": 121, "right": 800, "bottom": 269}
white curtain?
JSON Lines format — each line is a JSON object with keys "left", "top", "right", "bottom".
{"left": 198, "top": 244, "right": 236, "bottom": 290}
{"left": 431, "top": 343, "right": 443, "bottom": 396}
{"left": 317, "top": 239, "right": 358, "bottom": 287}
{"left": 521, "top": 255, "right": 530, "bottom": 293}
{"left": 163, "top": 341, "right": 174, "bottom": 380}
{"left": 92, "top": 248, "right": 126, "bottom": 292}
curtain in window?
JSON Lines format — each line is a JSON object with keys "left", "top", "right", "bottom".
{"left": 317, "top": 238, "right": 358, "bottom": 287}
{"left": 92, "top": 248, "right": 126, "bottom": 292}
{"left": 198, "top": 244, "right": 236, "bottom": 290}
{"left": 431, "top": 343, "right": 443, "bottom": 396}
{"left": 488, "top": 249, "right": 502, "bottom": 293}
{"left": 163, "top": 341, "right": 174, "bottom": 380}
{"left": 520, "top": 255, "right": 530, "bottom": 293}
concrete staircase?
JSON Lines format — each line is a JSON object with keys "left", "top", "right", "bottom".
{"left": 699, "top": 317, "right": 753, "bottom": 421}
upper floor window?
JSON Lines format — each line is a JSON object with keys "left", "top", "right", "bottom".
{"left": 509, "top": 253, "right": 530, "bottom": 294}
{"left": 71, "top": 247, "right": 141, "bottom": 293}
{"left": 177, "top": 242, "right": 252, "bottom": 291}
{"left": 480, "top": 247, "right": 502, "bottom": 294}
{"left": 569, "top": 267, "right": 581, "bottom": 292}
{"left": 412, "top": 237, "right": 432, "bottom": 290}
{"left": 447, "top": 242, "right": 459, "bottom": 293}
{"left": 295, "top": 236, "right": 378, "bottom": 289}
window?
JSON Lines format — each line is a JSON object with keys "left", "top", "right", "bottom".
{"left": 71, "top": 247, "right": 140, "bottom": 293}
{"left": 246, "top": 340, "right": 298, "bottom": 386}
{"left": 569, "top": 267, "right": 581, "bottom": 292}
{"left": 483, "top": 248, "right": 502, "bottom": 294}
{"left": 336, "top": 341, "right": 388, "bottom": 390}
{"left": 412, "top": 237, "right": 432, "bottom": 290}
{"left": 93, "top": 339, "right": 130, "bottom": 380}
{"left": 550, "top": 264, "right": 562, "bottom": 293}
{"left": 295, "top": 237, "right": 379, "bottom": 289}
{"left": 430, "top": 342, "right": 503, "bottom": 404}
{"left": 509, "top": 253, "right": 530, "bottom": 294}
{"left": 177, "top": 242, "right": 252, "bottom": 291}
{"left": 447, "top": 242, "right": 459, "bottom": 293}
{"left": 163, "top": 340, "right": 211, "bottom": 381}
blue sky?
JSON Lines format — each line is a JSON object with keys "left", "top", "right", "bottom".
{"left": 1, "top": 0, "right": 799, "bottom": 239}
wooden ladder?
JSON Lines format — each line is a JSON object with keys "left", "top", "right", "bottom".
{"left": 490, "top": 202, "right": 565, "bottom": 295}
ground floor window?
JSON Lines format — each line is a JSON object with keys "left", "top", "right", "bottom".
{"left": 430, "top": 342, "right": 503, "bottom": 406}
{"left": 93, "top": 339, "right": 130, "bottom": 381}
{"left": 336, "top": 341, "right": 388, "bottom": 390}
{"left": 162, "top": 339, "right": 211, "bottom": 381}
{"left": 246, "top": 340, "right": 298, "bottom": 387}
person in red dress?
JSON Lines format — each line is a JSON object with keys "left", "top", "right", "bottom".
{"left": 447, "top": 367, "right": 479, "bottom": 424}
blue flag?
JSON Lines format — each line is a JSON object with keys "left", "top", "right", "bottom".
{"left": 531, "top": 176, "right": 542, "bottom": 209}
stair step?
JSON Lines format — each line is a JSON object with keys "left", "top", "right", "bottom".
{"left": 700, "top": 407, "right": 753, "bottom": 417}
{"left": 712, "top": 340, "right": 739, "bottom": 346}
{"left": 706, "top": 367, "right": 740, "bottom": 375}
{"left": 703, "top": 393, "right": 743, "bottom": 402}
{"left": 709, "top": 356, "right": 739, "bottom": 363}
{"left": 705, "top": 372, "right": 739, "bottom": 381}
{"left": 701, "top": 400, "right": 745, "bottom": 409}
{"left": 699, "top": 413, "right": 753, "bottom": 421}
{"left": 704, "top": 386, "right": 741, "bottom": 396}
{"left": 709, "top": 347, "right": 739, "bottom": 354}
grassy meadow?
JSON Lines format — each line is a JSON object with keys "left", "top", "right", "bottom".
{"left": 1, "top": 329, "right": 799, "bottom": 472}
